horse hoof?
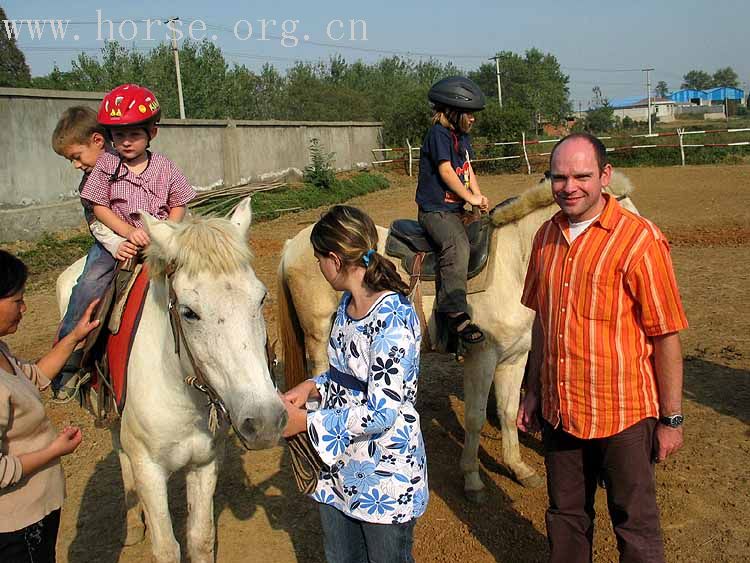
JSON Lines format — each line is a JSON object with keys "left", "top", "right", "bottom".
{"left": 123, "top": 524, "right": 146, "bottom": 546}
{"left": 465, "top": 488, "right": 486, "bottom": 504}
{"left": 518, "top": 473, "right": 545, "bottom": 489}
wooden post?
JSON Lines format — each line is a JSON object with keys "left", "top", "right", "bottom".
{"left": 521, "top": 132, "right": 532, "bottom": 174}
{"left": 407, "top": 139, "right": 413, "bottom": 177}
{"left": 677, "top": 128, "right": 686, "bottom": 166}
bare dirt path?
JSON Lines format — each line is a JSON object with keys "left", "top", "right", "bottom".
{"left": 4, "top": 165, "right": 749, "bottom": 562}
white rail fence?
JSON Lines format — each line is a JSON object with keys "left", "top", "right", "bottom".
{"left": 372, "top": 128, "right": 750, "bottom": 175}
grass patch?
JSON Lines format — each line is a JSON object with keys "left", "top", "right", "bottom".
{"left": 15, "top": 232, "right": 93, "bottom": 285}
{"left": 251, "top": 172, "right": 390, "bottom": 220}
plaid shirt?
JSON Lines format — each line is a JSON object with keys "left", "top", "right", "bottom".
{"left": 80, "top": 151, "right": 196, "bottom": 229}
{"left": 522, "top": 195, "right": 688, "bottom": 439}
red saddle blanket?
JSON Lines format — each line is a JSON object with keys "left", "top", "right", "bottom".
{"left": 93, "top": 265, "right": 150, "bottom": 412}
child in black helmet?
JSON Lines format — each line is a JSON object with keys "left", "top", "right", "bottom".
{"left": 415, "top": 76, "right": 489, "bottom": 345}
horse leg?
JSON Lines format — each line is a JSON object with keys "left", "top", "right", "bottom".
{"left": 111, "top": 428, "right": 146, "bottom": 545}
{"left": 130, "top": 456, "right": 180, "bottom": 563}
{"left": 460, "top": 344, "right": 498, "bottom": 503}
{"left": 493, "top": 356, "right": 544, "bottom": 488}
{"left": 185, "top": 460, "right": 219, "bottom": 563}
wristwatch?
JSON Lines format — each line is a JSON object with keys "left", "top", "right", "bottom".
{"left": 658, "top": 414, "right": 684, "bottom": 428}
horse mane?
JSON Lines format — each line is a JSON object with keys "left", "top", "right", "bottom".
{"left": 146, "top": 215, "right": 253, "bottom": 278}
{"left": 489, "top": 170, "right": 635, "bottom": 227}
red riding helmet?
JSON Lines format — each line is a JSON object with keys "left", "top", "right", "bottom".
{"left": 97, "top": 83, "right": 161, "bottom": 127}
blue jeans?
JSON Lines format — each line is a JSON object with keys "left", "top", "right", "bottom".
{"left": 318, "top": 503, "right": 416, "bottom": 563}
{"left": 54, "top": 242, "right": 116, "bottom": 390}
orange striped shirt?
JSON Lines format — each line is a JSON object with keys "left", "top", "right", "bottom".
{"left": 521, "top": 194, "right": 688, "bottom": 439}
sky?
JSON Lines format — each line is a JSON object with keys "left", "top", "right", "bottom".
{"left": 3, "top": 0, "right": 748, "bottom": 108}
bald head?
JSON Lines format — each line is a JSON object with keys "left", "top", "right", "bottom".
{"left": 550, "top": 133, "right": 608, "bottom": 174}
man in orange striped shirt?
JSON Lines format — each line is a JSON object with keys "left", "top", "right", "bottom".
{"left": 517, "top": 133, "right": 688, "bottom": 563}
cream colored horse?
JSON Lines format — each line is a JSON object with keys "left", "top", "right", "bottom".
{"left": 277, "top": 173, "right": 637, "bottom": 500}
{"left": 57, "top": 199, "right": 286, "bottom": 562}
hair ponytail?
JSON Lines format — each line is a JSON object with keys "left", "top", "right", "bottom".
{"left": 311, "top": 205, "right": 409, "bottom": 296}
{"left": 363, "top": 252, "right": 409, "bottom": 295}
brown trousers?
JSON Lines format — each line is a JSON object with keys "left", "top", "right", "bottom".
{"left": 543, "top": 418, "right": 665, "bottom": 563}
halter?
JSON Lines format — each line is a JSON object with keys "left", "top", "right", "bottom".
{"left": 164, "top": 262, "right": 278, "bottom": 451}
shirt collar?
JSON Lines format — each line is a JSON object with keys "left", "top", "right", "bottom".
{"left": 552, "top": 193, "right": 621, "bottom": 232}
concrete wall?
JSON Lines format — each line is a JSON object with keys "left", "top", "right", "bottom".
{"left": 613, "top": 104, "right": 675, "bottom": 123}
{"left": 0, "top": 87, "right": 382, "bottom": 241}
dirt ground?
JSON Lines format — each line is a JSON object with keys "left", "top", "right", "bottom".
{"left": 4, "top": 164, "right": 749, "bottom": 562}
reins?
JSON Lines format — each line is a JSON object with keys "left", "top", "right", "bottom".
{"left": 164, "top": 262, "right": 277, "bottom": 451}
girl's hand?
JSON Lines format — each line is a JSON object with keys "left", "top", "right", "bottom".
{"left": 282, "top": 399, "right": 309, "bottom": 438}
{"left": 69, "top": 300, "right": 100, "bottom": 343}
{"left": 479, "top": 195, "right": 490, "bottom": 213}
{"left": 50, "top": 426, "right": 83, "bottom": 457}
{"left": 282, "top": 379, "right": 317, "bottom": 408}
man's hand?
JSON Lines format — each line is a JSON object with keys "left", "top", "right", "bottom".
{"left": 654, "top": 424, "right": 683, "bottom": 462}
{"left": 127, "top": 228, "right": 150, "bottom": 247}
{"left": 516, "top": 389, "right": 542, "bottom": 434}
{"left": 115, "top": 240, "right": 139, "bottom": 260}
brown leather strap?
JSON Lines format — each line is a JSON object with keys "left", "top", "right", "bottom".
{"left": 407, "top": 252, "right": 432, "bottom": 351}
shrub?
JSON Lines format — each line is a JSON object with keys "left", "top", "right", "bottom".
{"left": 303, "top": 138, "right": 336, "bottom": 189}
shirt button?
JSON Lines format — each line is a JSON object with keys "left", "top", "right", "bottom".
{"left": 559, "top": 333, "right": 563, "bottom": 338}
{"left": 561, "top": 307, "right": 566, "bottom": 312}
{"left": 560, "top": 358, "right": 565, "bottom": 363}
{"left": 564, "top": 282, "right": 569, "bottom": 287}
{"left": 568, "top": 257, "right": 573, "bottom": 262}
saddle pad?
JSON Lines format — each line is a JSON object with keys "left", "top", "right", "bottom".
{"left": 102, "top": 265, "right": 150, "bottom": 412}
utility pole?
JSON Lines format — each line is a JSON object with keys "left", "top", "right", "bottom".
{"left": 488, "top": 55, "right": 502, "bottom": 108}
{"left": 167, "top": 17, "right": 186, "bottom": 119}
{"left": 643, "top": 68, "right": 654, "bottom": 134}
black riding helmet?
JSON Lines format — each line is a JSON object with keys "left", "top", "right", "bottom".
{"left": 428, "top": 76, "right": 486, "bottom": 112}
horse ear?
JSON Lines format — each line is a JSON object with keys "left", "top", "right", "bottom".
{"left": 230, "top": 197, "right": 253, "bottom": 239}
{"left": 142, "top": 211, "right": 180, "bottom": 261}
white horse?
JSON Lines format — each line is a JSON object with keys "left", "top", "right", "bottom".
{"left": 57, "top": 199, "right": 287, "bottom": 563}
{"left": 277, "top": 173, "right": 637, "bottom": 500}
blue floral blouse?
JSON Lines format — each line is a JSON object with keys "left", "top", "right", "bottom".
{"left": 307, "top": 291, "right": 428, "bottom": 524}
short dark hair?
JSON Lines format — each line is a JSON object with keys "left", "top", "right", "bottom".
{"left": 549, "top": 132, "right": 608, "bottom": 173}
{"left": 0, "top": 250, "right": 28, "bottom": 298}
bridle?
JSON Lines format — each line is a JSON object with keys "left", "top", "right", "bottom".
{"left": 164, "top": 263, "right": 278, "bottom": 451}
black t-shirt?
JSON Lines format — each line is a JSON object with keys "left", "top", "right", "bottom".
{"left": 415, "top": 124, "right": 475, "bottom": 213}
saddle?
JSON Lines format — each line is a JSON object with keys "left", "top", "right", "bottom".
{"left": 385, "top": 212, "right": 491, "bottom": 283}
{"left": 78, "top": 259, "right": 150, "bottom": 425}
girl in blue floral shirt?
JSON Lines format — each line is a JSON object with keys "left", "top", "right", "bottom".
{"left": 283, "top": 205, "right": 428, "bottom": 563}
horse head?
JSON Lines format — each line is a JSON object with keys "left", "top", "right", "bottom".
{"left": 142, "top": 198, "right": 287, "bottom": 449}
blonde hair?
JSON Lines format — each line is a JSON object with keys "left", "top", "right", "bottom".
{"left": 431, "top": 107, "right": 474, "bottom": 134}
{"left": 311, "top": 205, "right": 409, "bottom": 295}
{"left": 52, "top": 106, "right": 106, "bottom": 155}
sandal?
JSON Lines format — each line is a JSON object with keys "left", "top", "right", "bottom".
{"left": 447, "top": 312, "right": 485, "bottom": 345}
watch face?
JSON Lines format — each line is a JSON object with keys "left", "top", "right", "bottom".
{"left": 662, "top": 415, "right": 683, "bottom": 427}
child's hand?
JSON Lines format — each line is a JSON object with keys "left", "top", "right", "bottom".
{"left": 479, "top": 195, "right": 490, "bottom": 213}
{"left": 282, "top": 379, "right": 317, "bottom": 408}
{"left": 281, "top": 398, "right": 309, "bottom": 438}
{"left": 467, "top": 193, "right": 484, "bottom": 207}
{"left": 69, "top": 299, "right": 100, "bottom": 342}
{"left": 115, "top": 240, "right": 139, "bottom": 260}
{"left": 50, "top": 426, "right": 83, "bottom": 457}
{"left": 127, "top": 228, "right": 150, "bottom": 247}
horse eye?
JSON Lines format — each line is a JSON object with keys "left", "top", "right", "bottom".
{"left": 180, "top": 306, "right": 201, "bottom": 321}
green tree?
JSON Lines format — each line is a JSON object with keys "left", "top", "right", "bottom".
{"left": 681, "top": 70, "right": 713, "bottom": 90}
{"left": 711, "top": 66, "right": 739, "bottom": 88}
{"left": 584, "top": 104, "right": 614, "bottom": 133}
{"left": 655, "top": 80, "right": 669, "bottom": 98}
{"left": 469, "top": 48, "right": 571, "bottom": 129}
{"left": 0, "top": 6, "right": 31, "bottom": 86}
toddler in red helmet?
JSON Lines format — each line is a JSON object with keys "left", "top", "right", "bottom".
{"left": 80, "top": 83, "right": 195, "bottom": 249}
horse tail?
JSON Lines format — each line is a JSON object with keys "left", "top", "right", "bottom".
{"left": 277, "top": 246, "right": 308, "bottom": 391}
